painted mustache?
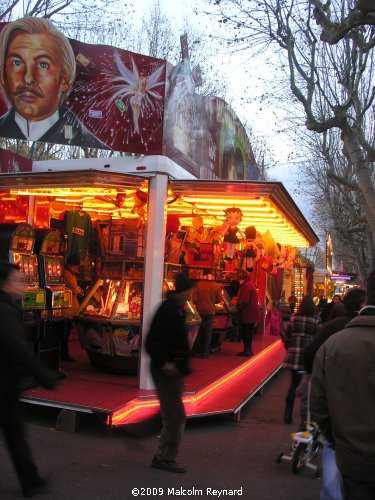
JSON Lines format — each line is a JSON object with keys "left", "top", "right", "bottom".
{"left": 11, "top": 87, "right": 44, "bottom": 98}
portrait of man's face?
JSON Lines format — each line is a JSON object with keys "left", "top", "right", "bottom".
{"left": 2, "top": 32, "right": 69, "bottom": 122}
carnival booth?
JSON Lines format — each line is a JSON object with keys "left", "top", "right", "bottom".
{"left": 0, "top": 158, "right": 318, "bottom": 426}
{"left": 0, "top": 14, "right": 320, "bottom": 425}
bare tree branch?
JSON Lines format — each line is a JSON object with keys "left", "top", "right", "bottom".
{"left": 310, "top": 0, "right": 375, "bottom": 45}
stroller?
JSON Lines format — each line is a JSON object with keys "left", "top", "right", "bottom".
{"left": 276, "top": 375, "right": 322, "bottom": 477}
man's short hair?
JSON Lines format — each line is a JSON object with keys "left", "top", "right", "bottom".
{"left": 342, "top": 288, "right": 366, "bottom": 312}
{"left": 237, "top": 269, "right": 249, "bottom": 281}
{"left": 0, "top": 16, "right": 76, "bottom": 105}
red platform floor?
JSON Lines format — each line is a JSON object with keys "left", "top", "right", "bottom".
{"left": 21, "top": 335, "right": 286, "bottom": 426}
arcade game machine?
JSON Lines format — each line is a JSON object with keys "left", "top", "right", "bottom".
{"left": 76, "top": 221, "right": 201, "bottom": 373}
{"left": 75, "top": 219, "right": 144, "bottom": 373}
{"left": 5, "top": 223, "right": 46, "bottom": 313}
{"left": 76, "top": 273, "right": 143, "bottom": 373}
{"left": 35, "top": 229, "right": 72, "bottom": 370}
{"left": 0, "top": 222, "right": 46, "bottom": 329}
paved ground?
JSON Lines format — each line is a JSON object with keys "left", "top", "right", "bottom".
{"left": 0, "top": 370, "right": 322, "bottom": 499}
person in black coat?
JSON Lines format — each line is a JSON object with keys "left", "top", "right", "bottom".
{"left": 302, "top": 289, "right": 366, "bottom": 373}
{"left": 145, "top": 273, "right": 194, "bottom": 473}
{"left": 302, "top": 288, "right": 366, "bottom": 500}
{"left": 320, "top": 294, "right": 341, "bottom": 322}
{"left": 0, "top": 262, "right": 58, "bottom": 497}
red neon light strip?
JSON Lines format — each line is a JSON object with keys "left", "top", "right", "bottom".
{"left": 194, "top": 341, "right": 279, "bottom": 402}
{"left": 110, "top": 340, "right": 283, "bottom": 426}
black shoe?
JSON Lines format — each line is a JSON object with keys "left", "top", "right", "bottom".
{"left": 151, "top": 455, "right": 186, "bottom": 473}
{"left": 197, "top": 354, "right": 208, "bottom": 358}
{"left": 23, "top": 477, "right": 48, "bottom": 497}
{"left": 58, "top": 370, "right": 67, "bottom": 380}
{"left": 236, "top": 351, "right": 251, "bottom": 357}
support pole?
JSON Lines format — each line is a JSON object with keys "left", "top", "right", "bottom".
{"left": 139, "top": 173, "right": 168, "bottom": 390}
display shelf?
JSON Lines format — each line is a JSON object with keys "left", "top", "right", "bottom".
{"left": 100, "top": 259, "right": 144, "bottom": 280}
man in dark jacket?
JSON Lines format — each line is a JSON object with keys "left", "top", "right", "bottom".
{"left": 0, "top": 262, "right": 58, "bottom": 497}
{"left": 145, "top": 273, "right": 193, "bottom": 473}
{"left": 236, "top": 269, "right": 258, "bottom": 356}
{"left": 303, "top": 288, "right": 366, "bottom": 373}
{"left": 311, "top": 272, "right": 375, "bottom": 500}
{"left": 303, "top": 288, "right": 365, "bottom": 500}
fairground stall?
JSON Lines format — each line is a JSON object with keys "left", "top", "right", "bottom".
{"left": 0, "top": 154, "right": 318, "bottom": 427}
{"left": 0, "top": 17, "right": 318, "bottom": 427}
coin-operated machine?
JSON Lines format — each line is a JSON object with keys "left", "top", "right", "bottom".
{"left": 76, "top": 276, "right": 143, "bottom": 373}
{"left": 37, "top": 229, "right": 72, "bottom": 317}
{"left": 35, "top": 229, "right": 72, "bottom": 369}
{"left": 0, "top": 223, "right": 46, "bottom": 312}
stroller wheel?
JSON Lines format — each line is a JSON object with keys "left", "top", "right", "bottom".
{"left": 276, "top": 453, "right": 284, "bottom": 464}
{"left": 292, "top": 443, "right": 307, "bottom": 474}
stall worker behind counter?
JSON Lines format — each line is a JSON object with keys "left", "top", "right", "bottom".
{"left": 192, "top": 272, "right": 222, "bottom": 359}
{"left": 236, "top": 269, "right": 259, "bottom": 357}
{"left": 62, "top": 254, "right": 84, "bottom": 362}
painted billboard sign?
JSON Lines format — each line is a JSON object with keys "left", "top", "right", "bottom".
{"left": 0, "top": 18, "right": 166, "bottom": 154}
{"left": 0, "top": 18, "right": 261, "bottom": 180}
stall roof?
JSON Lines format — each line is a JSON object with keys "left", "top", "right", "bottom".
{"left": 170, "top": 180, "right": 319, "bottom": 247}
{"left": 32, "top": 155, "right": 197, "bottom": 180}
{"left": 0, "top": 169, "right": 146, "bottom": 190}
{"left": 0, "top": 170, "right": 318, "bottom": 247}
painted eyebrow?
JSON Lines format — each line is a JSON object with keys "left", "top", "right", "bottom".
{"left": 6, "top": 52, "right": 55, "bottom": 62}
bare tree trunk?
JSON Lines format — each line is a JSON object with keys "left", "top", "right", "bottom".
{"left": 342, "top": 128, "right": 375, "bottom": 251}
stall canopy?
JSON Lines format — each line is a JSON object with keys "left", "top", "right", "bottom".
{"left": 0, "top": 170, "right": 146, "bottom": 191}
{"left": 0, "top": 171, "right": 318, "bottom": 247}
{"left": 169, "top": 180, "right": 319, "bottom": 248}
{"left": 0, "top": 170, "right": 148, "bottom": 224}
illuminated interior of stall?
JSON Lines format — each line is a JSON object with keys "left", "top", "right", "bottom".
{"left": 0, "top": 192, "right": 29, "bottom": 223}
{"left": 1, "top": 183, "right": 309, "bottom": 247}
{"left": 166, "top": 191, "right": 309, "bottom": 248}
{"left": 3, "top": 185, "right": 149, "bottom": 225}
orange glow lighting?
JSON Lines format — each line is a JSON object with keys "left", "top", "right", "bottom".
{"left": 110, "top": 340, "right": 283, "bottom": 426}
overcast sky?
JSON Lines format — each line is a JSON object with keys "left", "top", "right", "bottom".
{"left": 127, "top": 1, "right": 308, "bottom": 214}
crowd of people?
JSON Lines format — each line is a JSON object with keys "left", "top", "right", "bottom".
{"left": 1, "top": 260, "right": 374, "bottom": 499}
{"left": 282, "top": 274, "right": 375, "bottom": 500}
